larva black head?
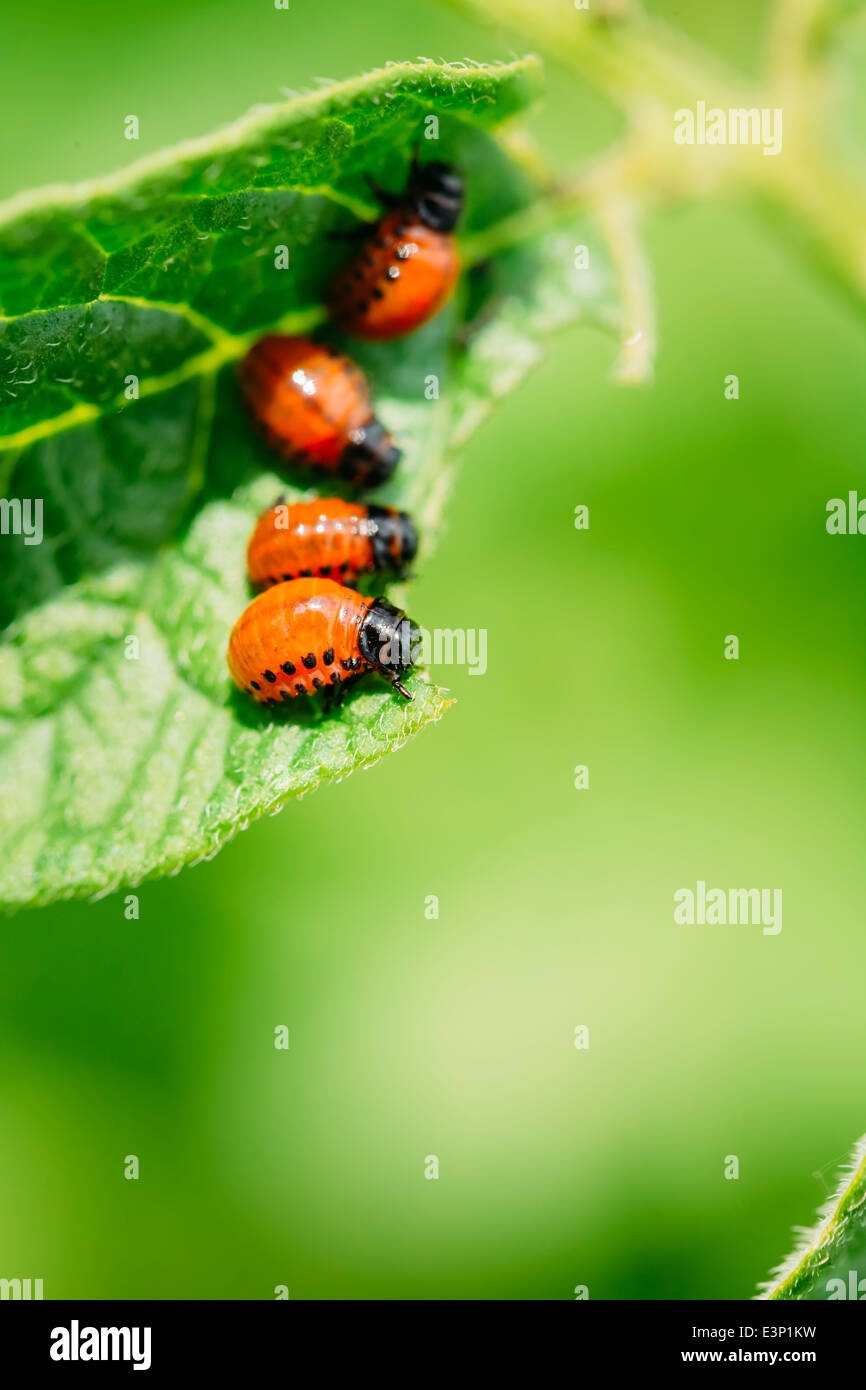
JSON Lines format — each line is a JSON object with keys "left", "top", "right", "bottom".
{"left": 339, "top": 419, "right": 402, "bottom": 490}
{"left": 366, "top": 506, "right": 419, "bottom": 576}
{"left": 409, "top": 161, "right": 463, "bottom": 232}
{"left": 358, "top": 599, "right": 419, "bottom": 699}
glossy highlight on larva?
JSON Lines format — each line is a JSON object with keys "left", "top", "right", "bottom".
{"left": 228, "top": 578, "right": 419, "bottom": 703}
{"left": 239, "top": 335, "right": 401, "bottom": 488}
{"left": 247, "top": 497, "right": 418, "bottom": 588}
{"left": 328, "top": 160, "right": 463, "bottom": 340}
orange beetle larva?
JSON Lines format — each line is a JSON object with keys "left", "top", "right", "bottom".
{"left": 327, "top": 160, "right": 462, "bottom": 340}
{"left": 240, "top": 335, "right": 401, "bottom": 489}
{"left": 247, "top": 497, "right": 418, "bottom": 588}
{"left": 228, "top": 578, "right": 418, "bottom": 703}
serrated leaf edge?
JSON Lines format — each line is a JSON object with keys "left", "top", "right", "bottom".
{"left": 0, "top": 57, "right": 542, "bottom": 227}
{"left": 12, "top": 682, "right": 455, "bottom": 912}
{"left": 757, "top": 1134, "right": 866, "bottom": 1299}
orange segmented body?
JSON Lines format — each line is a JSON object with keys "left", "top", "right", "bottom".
{"left": 328, "top": 160, "right": 463, "bottom": 341}
{"left": 328, "top": 212, "right": 460, "bottom": 340}
{"left": 247, "top": 498, "right": 418, "bottom": 588}
{"left": 239, "top": 335, "right": 401, "bottom": 488}
{"left": 228, "top": 578, "right": 419, "bottom": 703}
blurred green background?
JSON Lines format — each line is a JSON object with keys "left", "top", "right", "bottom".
{"left": 1, "top": 0, "right": 865, "bottom": 1300}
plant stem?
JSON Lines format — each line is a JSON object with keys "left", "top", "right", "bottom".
{"left": 449, "top": 0, "right": 866, "bottom": 319}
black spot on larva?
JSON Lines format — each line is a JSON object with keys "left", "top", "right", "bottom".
{"left": 357, "top": 301, "right": 368, "bottom": 314}
{"left": 330, "top": 671, "right": 341, "bottom": 684}
{"left": 313, "top": 677, "right": 324, "bottom": 691}
{"left": 300, "top": 568, "right": 312, "bottom": 578}
{"left": 282, "top": 573, "right": 292, "bottom": 582}
{"left": 395, "top": 223, "right": 408, "bottom": 235}
{"left": 250, "top": 680, "right": 261, "bottom": 691}
{"left": 341, "top": 659, "right": 353, "bottom": 670}
{"left": 302, "top": 652, "right": 316, "bottom": 669}
{"left": 263, "top": 670, "right": 276, "bottom": 683}
{"left": 323, "top": 648, "right": 334, "bottom": 666}
{"left": 280, "top": 689, "right": 292, "bottom": 701}
{"left": 281, "top": 661, "right": 296, "bottom": 675}
{"left": 295, "top": 682, "right": 306, "bottom": 695}
{"left": 362, "top": 253, "right": 375, "bottom": 267}
{"left": 372, "top": 288, "right": 384, "bottom": 300}
{"left": 340, "top": 561, "right": 349, "bottom": 573}
{"left": 387, "top": 266, "right": 400, "bottom": 281}
{"left": 353, "top": 269, "right": 364, "bottom": 282}
{"left": 267, "top": 697, "right": 280, "bottom": 706}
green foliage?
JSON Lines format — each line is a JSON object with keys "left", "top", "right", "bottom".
{"left": 0, "top": 58, "right": 621, "bottom": 909}
{"left": 449, "top": 0, "right": 866, "bottom": 323}
{"left": 760, "top": 1137, "right": 866, "bottom": 1300}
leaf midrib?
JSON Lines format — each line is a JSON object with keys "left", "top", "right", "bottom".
{"left": 0, "top": 299, "right": 327, "bottom": 453}
{"left": 0, "top": 174, "right": 589, "bottom": 458}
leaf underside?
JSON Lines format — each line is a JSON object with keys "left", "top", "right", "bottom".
{"left": 0, "top": 58, "right": 621, "bottom": 910}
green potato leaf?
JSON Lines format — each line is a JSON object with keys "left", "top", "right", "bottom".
{"left": 759, "top": 1136, "right": 866, "bottom": 1300}
{"left": 0, "top": 58, "right": 622, "bottom": 909}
